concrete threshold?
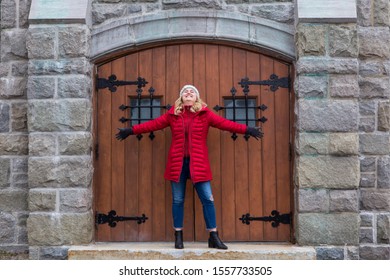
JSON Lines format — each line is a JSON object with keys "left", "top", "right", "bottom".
{"left": 68, "top": 242, "right": 316, "bottom": 260}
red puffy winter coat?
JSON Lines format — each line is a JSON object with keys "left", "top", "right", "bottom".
{"left": 132, "top": 105, "right": 247, "bottom": 183}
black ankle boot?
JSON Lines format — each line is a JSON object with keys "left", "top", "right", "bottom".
{"left": 208, "top": 231, "right": 228, "bottom": 250}
{"left": 175, "top": 230, "right": 184, "bottom": 249}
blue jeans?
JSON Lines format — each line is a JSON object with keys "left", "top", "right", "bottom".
{"left": 171, "top": 157, "right": 217, "bottom": 230}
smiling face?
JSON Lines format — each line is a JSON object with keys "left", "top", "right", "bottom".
{"left": 181, "top": 88, "right": 197, "bottom": 106}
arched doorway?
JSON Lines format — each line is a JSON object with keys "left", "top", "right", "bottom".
{"left": 93, "top": 42, "right": 293, "bottom": 243}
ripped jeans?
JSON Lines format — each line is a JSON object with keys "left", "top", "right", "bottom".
{"left": 170, "top": 157, "right": 217, "bottom": 230}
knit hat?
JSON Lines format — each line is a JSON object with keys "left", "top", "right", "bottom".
{"left": 180, "top": 85, "right": 200, "bottom": 98}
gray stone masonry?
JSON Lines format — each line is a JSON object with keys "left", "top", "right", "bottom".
{"left": 0, "top": 0, "right": 31, "bottom": 259}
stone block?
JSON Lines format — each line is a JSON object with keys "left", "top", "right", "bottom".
{"left": 378, "top": 156, "right": 390, "bottom": 188}
{"left": 58, "top": 26, "right": 89, "bottom": 58}
{"left": 27, "top": 77, "right": 55, "bottom": 99}
{"left": 377, "top": 214, "right": 390, "bottom": 244}
{"left": 0, "top": 103, "right": 10, "bottom": 133}
{"left": 0, "top": 63, "right": 9, "bottom": 77}
{"left": 28, "top": 134, "right": 56, "bottom": 156}
{"left": 297, "top": 156, "right": 359, "bottom": 188}
{"left": 297, "top": 57, "right": 358, "bottom": 74}
{"left": 0, "top": 0, "right": 16, "bottom": 28}
{"left": 359, "top": 60, "right": 388, "bottom": 76}
{"left": 358, "top": 27, "right": 390, "bottom": 58}
{"left": 360, "top": 173, "right": 376, "bottom": 188}
{"left": 38, "top": 246, "right": 69, "bottom": 260}
{"left": 26, "top": 28, "right": 55, "bottom": 59}
{"left": 329, "top": 74, "right": 358, "bottom": 98}
{"left": 329, "top": 25, "right": 358, "bottom": 57}
{"left": 316, "top": 247, "right": 344, "bottom": 260}
{"left": 27, "top": 213, "right": 93, "bottom": 246}
{"left": 298, "top": 100, "right": 358, "bottom": 132}
{"left": 360, "top": 213, "right": 373, "bottom": 227}
{"left": 359, "top": 76, "right": 390, "bottom": 98}
{"left": 359, "top": 117, "right": 375, "bottom": 132}
{"left": 0, "top": 30, "right": 28, "bottom": 61}
{"left": 296, "top": 24, "right": 326, "bottom": 57}
{"left": 359, "top": 100, "right": 376, "bottom": 116}
{"left": 58, "top": 75, "right": 92, "bottom": 98}
{"left": 0, "top": 190, "right": 28, "bottom": 211}
{"left": 19, "top": 0, "right": 32, "bottom": 28}
{"left": 297, "top": 213, "right": 359, "bottom": 245}
{"left": 0, "top": 77, "right": 27, "bottom": 99}
{"left": 359, "top": 245, "right": 390, "bottom": 260}
{"left": 346, "top": 246, "right": 359, "bottom": 260}
{"left": 360, "top": 228, "right": 374, "bottom": 243}
{"left": 360, "top": 156, "right": 376, "bottom": 172}
{"left": 297, "top": 75, "right": 328, "bottom": 98}
{"left": 12, "top": 61, "right": 28, "bottom": 77}
{"left": 296, "top": 133, "right": 328, "bottom": 155}
{"left": 359, "top": 134, "right": 390, "bottom": 155}
{"left": 28, "top": 58, "right": 92, "bottom": 76}
{"left": 378, "top": 101, "right": 390, "bottom": 131}
{"left": 28, "top": 189, "right": 57, "bottom": 212}
{"left": 28, "top": 100, "right": 91, "bottom": 132}
{"left": 12, "top": 158, "right": 28, "bottom": 174}
{"left": 28, "top": 157, "right": 93, "bottom": 188}
{"left": 356, "top": 0, "right": 372, "bottom": 27}
{"left": 58, "top": 133, "right": 92, "bottom": 155}
{"left": 0, "top": 158, "right": 10, "bottom": 189}
{"left": 162, "top": 0, "right": 223, "bottom": 10}
{"left": 329, "top": 190, "right": 358, "bottom": 212}
{"left": 13, "top": 173, "right": 28, "bottom": 189}
{"left": 329, "top": 133, "right": 358, "bottom": 155}
{"left": 0, "top": 135, "right": 28, "bottom": 155}
{"left": 298, "top": 188, "right": 329, "bottom": 212}
{"left": 360, "top": 190, "right": 390, "bottom": 211}
{"left": 374, "top": 0, "right": 390, "bottom": 26}
{"left": 60, "top": 189, "right": 91, "bottom": 212}
{"left": 251, "top": 3, "right": 294, "bottom": 23}
{"left": 0, "top": 213, "right": 16, "bottom": 243}
{"left": 11, "top": 102, "right": 28, "bottom": 132}
{"left": 92, "top": 4, "right": 127, "bottom": 25}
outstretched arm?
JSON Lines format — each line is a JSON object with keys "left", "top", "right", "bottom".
{"left": 115, "top": 113, "right": 170, "bottom": 141}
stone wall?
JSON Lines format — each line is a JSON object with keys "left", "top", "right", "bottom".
{"left": 295, "top": 0, "right": 390, "bottom": 260}
{"left": 0, "top": 0, "right": 31, "bottom": 259}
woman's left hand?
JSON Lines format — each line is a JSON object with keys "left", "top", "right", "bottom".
{"left": 246, "top": 126, "right": 264, "bottom": 140}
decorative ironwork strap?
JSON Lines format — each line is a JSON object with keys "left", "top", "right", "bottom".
{"left": 96, "top": 210, "right": 148, "bottom": 228}
{"left": 119, "top": 86, "right": 171, "bottom": 141}
{"left": 239, "top": 74, "right": 290, "bottom": 92}
{"left": 96, "top": 75, "right": 148, "bottom": 92}
{"left": 239, "top": 210, "right": 291, "bottom": 228}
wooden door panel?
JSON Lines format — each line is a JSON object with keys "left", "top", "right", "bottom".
{"left": 94, "top": 43, "right": 292, "bottom": 242}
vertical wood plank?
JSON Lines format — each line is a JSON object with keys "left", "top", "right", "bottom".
{"left": 260, "top": 55, "right": 278, "bottom": 241}
{"left": 138, "top": 49, "right": 154, "bottom": 241}
{"left": 246, "top": 50, "right": 263, "bottom": 241}
{"left": 152, "top": 46, "right": 167, "bottom": 241}
{"left": 219, "top": 46, "right": 236, "bottom": 241}
{"left": 110, "top": 57, "right": 126, "bottom": 241}
{"left": 232, "top": 48, "right": 250, "bottom": 241}
{"left": 95, "top": 63, "right": 112, "bottom": 241}
{"left": 125, "top": 53, "right": 139, "bottom": 241}
{"left": 274, "top": 60, "right": 291, "bottom": 241}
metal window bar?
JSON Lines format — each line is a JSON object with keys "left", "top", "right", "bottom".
{"left": 119, "top": 86, "right": 172, "bottom": 141}
{"left": 213, "top": 86, "right": 267, "bottom": 141}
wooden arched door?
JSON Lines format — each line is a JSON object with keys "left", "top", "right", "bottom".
{"left": 94, "top": 43, "right": 293, "bottom": 242}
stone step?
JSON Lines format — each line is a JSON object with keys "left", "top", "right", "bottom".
{"left": 68, "top": 242, "right": 316, "bottom": 260}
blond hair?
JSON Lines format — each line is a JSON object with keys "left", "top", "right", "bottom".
{"left": 174, "top": 96, "right": 207, "bottom": 115}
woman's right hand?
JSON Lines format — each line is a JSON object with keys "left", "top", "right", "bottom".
{"left": 115, "top": 128, "right": 134, "bottom": 141}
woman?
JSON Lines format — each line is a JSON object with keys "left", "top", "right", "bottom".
{"left": 116, "top": 85, "right": 262, "bottom": 250}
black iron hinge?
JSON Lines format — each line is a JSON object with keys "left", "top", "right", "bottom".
{"left": 239, "top": 210, "right": 291, "bottom": 228}
{"left": 96, "top": 210, "right": 148, "bottom": 228}
{"left": 96, "top": 74, "right": 148, "bottom": 92}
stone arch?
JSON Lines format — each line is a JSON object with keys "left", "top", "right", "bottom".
{"left": 91, "top": 10, "right": 295, "bottom": 62}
